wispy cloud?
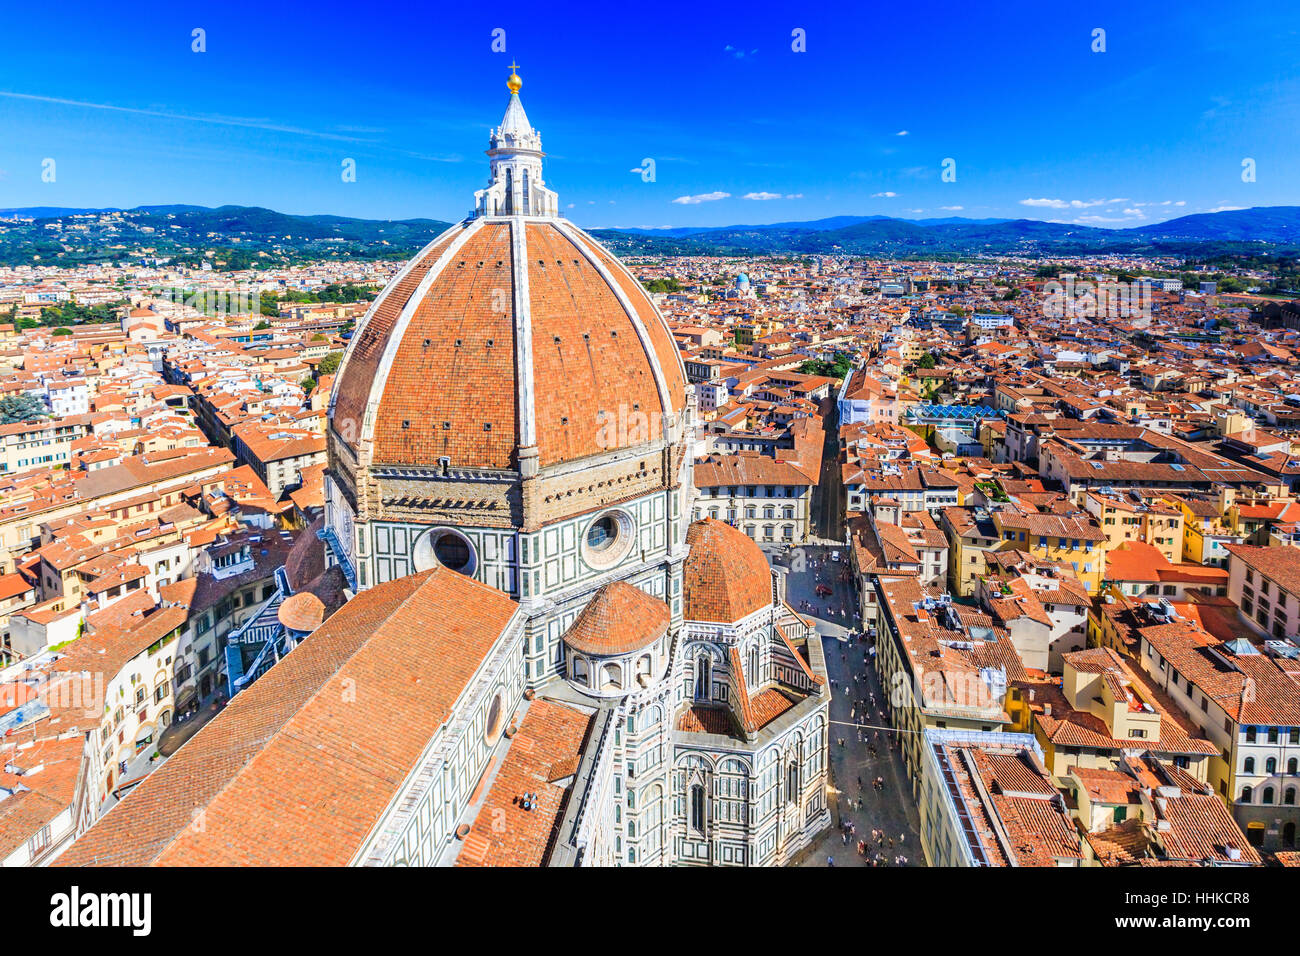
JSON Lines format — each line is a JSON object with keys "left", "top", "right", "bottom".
{"left": 871, "top": 191, "right": 897, "bottom": 198}
{"left": 671, "top": 191, "right": 730, "bottom": 205}
{"left": 939, "top": 205, "right": 963, "bottom": 211}
{"left": 1020, "top": 197, "right": 1130, "bottom": 210}
{"left": 0, "top": 90, "right": 369, "bottom": 143}
{"left": 895, "top": 130, "right": 909, "bottom": 136}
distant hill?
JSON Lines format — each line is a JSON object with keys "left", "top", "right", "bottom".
{"left": 1129, "top": 206, "right": 1300, "bottom": 241}
{"left": 1, "top": 203, "right": 1297, "bottom": 266}
{"left": 0, "top": 204, "right": 455, "bottom": 267}
{"left": 594, "top": 206, "right": 1300, "bottom": 258}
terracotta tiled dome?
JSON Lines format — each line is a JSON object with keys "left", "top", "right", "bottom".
{"left": 278, "top": 591, "right": 325, "bottom": 632}
{"left": 683, "top": 519, "right": 774, "bottom": 623}
{"left": 331, "top": 218, "right": 686, "bottom": 471}
{"left": 562, "top": 581, "right": 669, "bottom": 656}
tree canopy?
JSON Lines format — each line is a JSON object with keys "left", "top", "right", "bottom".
{"left": 317, "top": 351, "right": 343, "bottom": 376}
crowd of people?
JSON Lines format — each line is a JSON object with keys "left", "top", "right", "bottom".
{"left": 796, "top": 545, "right": 918, "bottom": 869}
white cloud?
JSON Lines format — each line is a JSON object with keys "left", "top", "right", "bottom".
{"left": 1020, "top": 197, "right": 1128, "bottom": 210}
{"left": 784, "top": 193, "right": 803, "bottom": 199}
{"left": 939, "top": 205, "right": 963, "bottom": 211}
{"left": 1208, "top": 205, "right": 1244, "bottom": 213}
{"left": 742, "top": 191, "right": 782, "bottom": 200}
{"left": 671, "top": 191, "right": 731, "bottom": 205}
{"left": 871, "top": 191, "right": 897, "bottom": 198}
{"left": 1073, "top": 208, "right": 1148, "bottom": 224}
{"left": 895, "top": 130, "right": 909, "bottom": 136}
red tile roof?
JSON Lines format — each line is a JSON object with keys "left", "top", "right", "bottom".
{"left": 455, "top": 698, "right": 594, "bottom": 867}
{"left": 683, "top": 518, "right": 772, "bottom": 623}
{"left": 562, "top": 581, "right": 669, "bottom": 656}
{"left": 57, "top": 568, "right": 518, "bottom": 867}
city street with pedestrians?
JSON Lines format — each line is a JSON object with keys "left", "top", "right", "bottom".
{"left": 767, "top": 543, "right": 923, "bottom": 867}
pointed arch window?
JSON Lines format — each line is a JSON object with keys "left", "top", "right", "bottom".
{"left": 504, "top": 167, "right": 514, "bottom": 215}
{"left": 786, "top": 760, "right": 799, "bottom": 804}
{"left": 695, "top": 656, "right": 711, "bottom": 701}
{"left": 689, "top": 783, "right": 706, "bottom": 833}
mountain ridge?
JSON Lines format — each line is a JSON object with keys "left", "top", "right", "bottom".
{"left": 1, "top": 204, "right": 1297, "bottom": 264}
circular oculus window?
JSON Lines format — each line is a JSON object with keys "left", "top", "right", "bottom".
{"left": 581, "top": 510, "right": 635, "bottom": 570}
{"left": 413, "top": 527, "right": 478, "bottom": 576}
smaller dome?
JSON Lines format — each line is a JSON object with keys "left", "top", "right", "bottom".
{"left": 563, "top": 582, "right": 669, "bottom": 656}
{"left": 735, "top": 273, "right": 750, "bottom": 285}
{"left": 278, "top": 592, "right": 325, "bottom": 633}
{"left": 684, "top": 519, "right": 773, "bottom": 623}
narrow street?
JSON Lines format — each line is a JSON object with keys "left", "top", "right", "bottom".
{"left": 768, "top": 543, "right": 924, "bottom": 867}
{"left": 812, "top": 395, "right": 845, "bottom": 543}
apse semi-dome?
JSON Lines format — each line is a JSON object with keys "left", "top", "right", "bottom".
{"left": 682, "top": 518, "right": 775, "bottom": 623}
{"left": 563, "top": 581, "right": 670, "bottom": 656}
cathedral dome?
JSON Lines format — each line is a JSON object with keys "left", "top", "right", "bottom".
{"left": 329, "top": 78, "right": 687, "bottom": 474}
{"left": 683, "top": 518, "right": 775, "bottom": 623}
{"left": 322, "top": 69, "right": 697, "bottom": 599}
{"left": 331, "top": 218, "right": 686, "bottom": 471}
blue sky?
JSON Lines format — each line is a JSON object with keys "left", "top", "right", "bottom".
{"left": 1, "top": 0, "right": 1297, "bottom": 229}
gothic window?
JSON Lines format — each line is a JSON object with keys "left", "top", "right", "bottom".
{"left": 748, "top": 643, "right": 759, "bottom": 684}
{"left": 522, "top": 170, "right": 531, "bottom": 215}
{"left": 786, "top": 761, "right": 799, "bottom": 804}
{"left": 695, "top": 656, "right": 710, "bottom": 701}
{"left": 690, "top": 783, "right": 705, "bottom": 833}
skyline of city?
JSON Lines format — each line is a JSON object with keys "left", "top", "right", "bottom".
{"left": 2, "top": 0, "right": 1298, "bottom": 227}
